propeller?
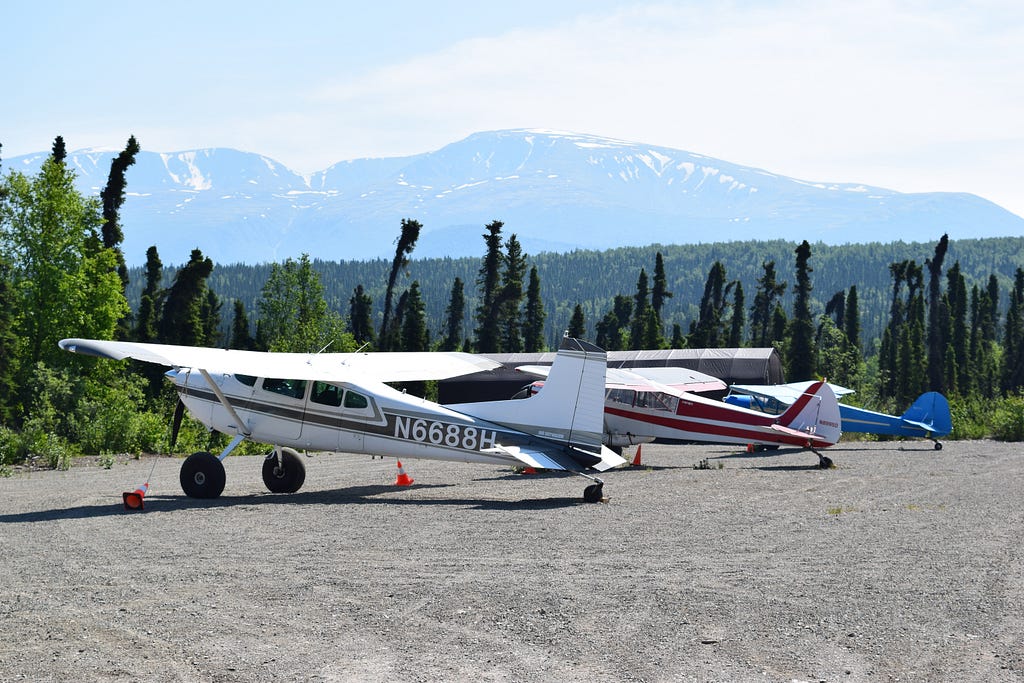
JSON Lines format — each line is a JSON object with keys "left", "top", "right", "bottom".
{"left": 170, "top": 399, "right": 186, "bottom": 449}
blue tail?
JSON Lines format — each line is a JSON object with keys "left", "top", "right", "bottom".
{"left": 900, "top": 391, "right": 952, "bottom": 438}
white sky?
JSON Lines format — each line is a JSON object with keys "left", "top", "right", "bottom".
{"left": 4, "top": 0, "right": 1023, "bottom": 218}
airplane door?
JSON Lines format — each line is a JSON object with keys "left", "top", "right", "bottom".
{"left": 257, "top": 378, "right": 307, "bottom": 440}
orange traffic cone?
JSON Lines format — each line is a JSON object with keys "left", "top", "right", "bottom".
{"left": 746, "top": 443, "right": 755, "bottom": 453}
{"left": 522, "top": 466, "right": 537, "bottom": 475}
{"left": 631, "top": 445, "right": 643, "bottom": 467}
{"left": 122, "top": 482, "right": 149, "bottom": 511}
{"left": 394, "top": 460, "right": 414, "bottom": 486}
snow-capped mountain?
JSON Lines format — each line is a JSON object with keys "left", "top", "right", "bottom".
{"left": 7, "top": 129, "right": 1023, "bottom": 266}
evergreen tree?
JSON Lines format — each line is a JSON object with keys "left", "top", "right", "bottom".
{"left": 51, "top": 136, "right": 67, "bottom": 164}
{"left": 380, "top": 218, "right": 420, "bottom": 350}
{"left": 879, "top": 261, "right": 910, "bottom": 399}
{"left": 897, "top": 263, "right": 928, "bottom": 405}
{"left": 946, "top": 262, "right": 969, "bottom": 394}
{"left": 0, "top": 257, "right": 20, "bottom": 424}
{"left": 787, "top": 240, "right": 816, "bottom": 381}
{"left": 750, "top": 260, "right": 787, "bottom": 347}
{"left": 688, "top": 261, "right": 728, "bottom": 348}
{"left": 845, "top": 285, "right": 861, "bottom": 353}
{"left": 200, "top": 289, "right": 223, "bottom": 347}
{"left": 132, "top": 246, "right": 163, "bottom": 343}
{"left": 670, "top": 323, "right": 686, "bottom": 349}
{"left": 474, "top": 220, "right": 504, "bottom": 353}
{"left": 727, "top": 280, "right": 745, "bottom": 347}
{"left": 629, "top": 269, "right": 651, "bottom": 350}
{"left": 651, "top": 251, "right": 673, "bottom": 320}
{"left": 500, "top": 234, "right": 527, "bottom": 353}
{"left": 348, "top": 284, "right": 376, "bottom": 347}
{"left": 1002, "top": 268, "right": 1024, "bottom": 392}
{"left": 770, "top": 303, "right": 788, "bottom": 348}
{"left": 99, "top": 135, "right": 140, "bottom": 292}
{"left": 400, "top": 281, "right": 429, "bottom": 352}
{"left": 596, "top": 310, "right": 623, "bottom": 351}
{"left": 229, "top": 299, "right": 256, "bottom": 350}
{"left": 522, "top": 267, "right": 546, "bottom": 352}
{"left": 925, "top": 234, "right": 949, "bottom": 392}
{"left": 439, "top": 277, "right": 465, "bottom": 352}
{"left": 568, "top": 304, "right": 586, "bottom": 339}
{"left": 158, "top": 249, "right": 214, "bottom": 347}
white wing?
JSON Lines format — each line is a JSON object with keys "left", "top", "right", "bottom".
{"left": 729, "top": 381, "right": 855, "bottom": 405}
{"left": 59, "top": 339, "right": 501, "bottom": 382}
{"left": 516, "top": 364, "right": 725, "bottom": 394}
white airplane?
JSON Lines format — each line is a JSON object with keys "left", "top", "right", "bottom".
{"left": 517, "top": 366, "right": 842, "bottom": 468}
{"left": 58, "top": 336, "right": 625, "bottom": 503}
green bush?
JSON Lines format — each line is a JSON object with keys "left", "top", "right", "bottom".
{"left": 948, "top": 395, "right": 991, "bottom": 440}
{"left": 991, "top": 394, "right": 1024, "bottom": 441}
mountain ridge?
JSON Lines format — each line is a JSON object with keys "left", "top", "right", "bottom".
{"left": 6, "top": 129, "right": 1022, "bottom": 266}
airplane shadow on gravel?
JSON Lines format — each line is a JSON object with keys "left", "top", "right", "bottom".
{"left": 0, "top": 482, "right": 585, "bottom": 523}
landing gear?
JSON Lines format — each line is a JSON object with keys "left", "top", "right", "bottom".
{"left": 180, "top": 451, "right": 226, "bottom": 498}
{"left": 583, "top": 482, "right": 604, "bottom": 503}
{"left": 817, "top": 453, "right": 834, "bottom": 469}
{"left": 262, "top": 447, "right": 306, "bottom": 493}
{"left": 933, "top": 441, "right": 943, "bottom": 451}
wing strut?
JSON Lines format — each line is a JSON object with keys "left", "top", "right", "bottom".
{"left": 198, "top": 369, "right": 252, "bottom": 437}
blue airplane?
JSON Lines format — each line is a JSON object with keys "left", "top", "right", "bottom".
{"left": 725, "top": 382, "right": 952, "bottom": 450}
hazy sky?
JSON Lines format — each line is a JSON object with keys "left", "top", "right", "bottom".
{"left": 4, "top": 0, "right": 1023, "bottom": 217}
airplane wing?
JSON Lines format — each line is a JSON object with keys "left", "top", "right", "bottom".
{"left": 516, "top": 364, "right": 726, "bottom": 394}
{"left": 59, "top": 338, "right": 501, "bottom": 383}
{"left": 730, "top": 381, "right": 855, "bottom": 404}
{"left": 483, "top": 443, "right": 626, "bottom": 473}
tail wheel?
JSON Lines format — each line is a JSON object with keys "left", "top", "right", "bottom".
{"left": 583, "top": 483, "right": 604, "bottom": 503}
{"left": 180, "top": 451, "right": 226, "bottom": 498}
{"left": 262, "top": 447, "right": 306, "bottom": 493}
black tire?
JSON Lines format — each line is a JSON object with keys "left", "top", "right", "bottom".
{"left": 180, "top": 451, "right": 226, "bottom": 498}
{"left": 934, "top": 442, "right": 943, "bottom": 451}
{"left": 819, "top": 456, "right": 834, "bottom": 469}
{"left": 583, "top": 483, "right": 604, "bottom": 503}
{"left": 262, "top": 448, "right": 306, "bottom": 493}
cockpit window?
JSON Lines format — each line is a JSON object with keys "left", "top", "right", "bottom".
{"left": 606, "top": 388, "right": 636, "bottom": 406}
{"left": 235, "top": 374, "right": 257, "bottom": 386}
{"left": 344, "top": 391, "right": 369, "bottom": 410}
{"left": 261, "top": 378, "right": 308, "bottom": 400}
{"left": 311, "top": 381, "right": 344, "bottom": 407}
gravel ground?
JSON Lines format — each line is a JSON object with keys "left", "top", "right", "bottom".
{"left": 0, "top": 440, "right": 1022, "bottom": 682}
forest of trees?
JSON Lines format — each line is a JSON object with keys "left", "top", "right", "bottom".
{"left": 3, "top": 137, "right": 1024, "bottom": 470}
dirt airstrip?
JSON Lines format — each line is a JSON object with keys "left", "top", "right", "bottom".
{"left": 1, "top": 440, "right": 1022, "bottom": 682}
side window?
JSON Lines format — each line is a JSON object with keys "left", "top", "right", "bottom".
{"left": 606, "top": 388, "right": 635, "bottom": 406}
{"left": 311, "top": 381, "right": 344, "bottom": 407}
{"left": 261, "top": 378, "right": 308, "bottom": 400}
{"left": 343, "top": 390, "right": 369, "bottom": 410}
{"left": 235, "top": 374, "right": 257, "bottom": 387}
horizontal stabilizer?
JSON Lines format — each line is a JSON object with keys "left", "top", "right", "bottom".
{"left": 483, "top": 444, "right": 626, "bottom": 472}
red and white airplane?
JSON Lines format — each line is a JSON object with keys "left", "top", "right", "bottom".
{"left": 518, "top": 367, "right": 843, "bottom": 468}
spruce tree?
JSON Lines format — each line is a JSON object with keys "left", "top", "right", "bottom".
{"left": 0, "top": 257, "right": 20, "bottom": 424}
{"left": 100, "top": 135, "right": 140, "bottom": 293}
{"left": 229, "top": 299, "right": 256, "bottom": 350}
{"left": 568, "top": 304, "right": 586, "bottom": 339}
{"left": 1002, "top": 268, "right": 1024, "bottom": 392}
{"left": 727, "top": 280, "right": 745, "bottom": 347}
{"left": 158, "top": 249, "right": 214, "bottom": 347}
{"left": 439, "top": 277, "right": 465, "bottom": 352}
{"left": 925, "top": 234, "right": 949, "bottom": 392}
{"left": 132, "top": 246, "right": 163, "bottom": 342}
{"left": 523, "top": 267, "right": 546, "bottom": 352}
{"left": 750, "top": 261, "right": 787, "bottom": 347}
{"left": 348, "top": 284, "right": 376, "bottom": 347}
{"left": 400, "top": 281, "right": 428, "bottom": 352}
{"left": 500, "top": 235, "right": 527, "bottom": 353}
{"left": 380, "top": 218, "right": 420, "bottom": 350}
{"left": 474, "top": 220, "right": 504, "bottom": 353}
{"left": 688, "top": 261, "right": 727, "bottom": 348}
{"left": 629, "top": 269, "right": 650, "bottom": 350}
{"left": 651, "top": 251, "right": 673, "bottom": 320}
{"left": 787, "top": 240, "right": 816, "bottom": 381}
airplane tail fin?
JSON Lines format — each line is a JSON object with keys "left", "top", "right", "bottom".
{"left": 901, "top": 392, "right": 953, "bottom": 436}
{"left": 447, "top": 336, "right": 623, "bottom": 471}
{"left": 777, "top": 381, "right": 842, "bottom": 446}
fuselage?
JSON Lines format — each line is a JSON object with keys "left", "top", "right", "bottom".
{"left": 174, "top": 370, "right": 549, "bottom": 466}
{"left": 602, "top": 386, "right": 835, "bottom": 448}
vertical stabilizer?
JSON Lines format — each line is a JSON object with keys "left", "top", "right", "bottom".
{"left": 778, "top": 381, "right": 842, "bottom": 445}
{"left": 447, "top": 336, "right": 609, "bottom": 453}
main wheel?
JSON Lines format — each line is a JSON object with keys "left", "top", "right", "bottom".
{"left": 934, "top": 442, "right": 943, "bottom": 451}
{"left": 180, "top": 451, "right": 226, "bottom": 498}
{"left": 262, "top": 448, "right": 306, "bottom": 493}
{"left": 583, "top": 483, "right": 604, "bottom": 503}
{"left": 818, "top": 455, "right": 834, "bottom": 469}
